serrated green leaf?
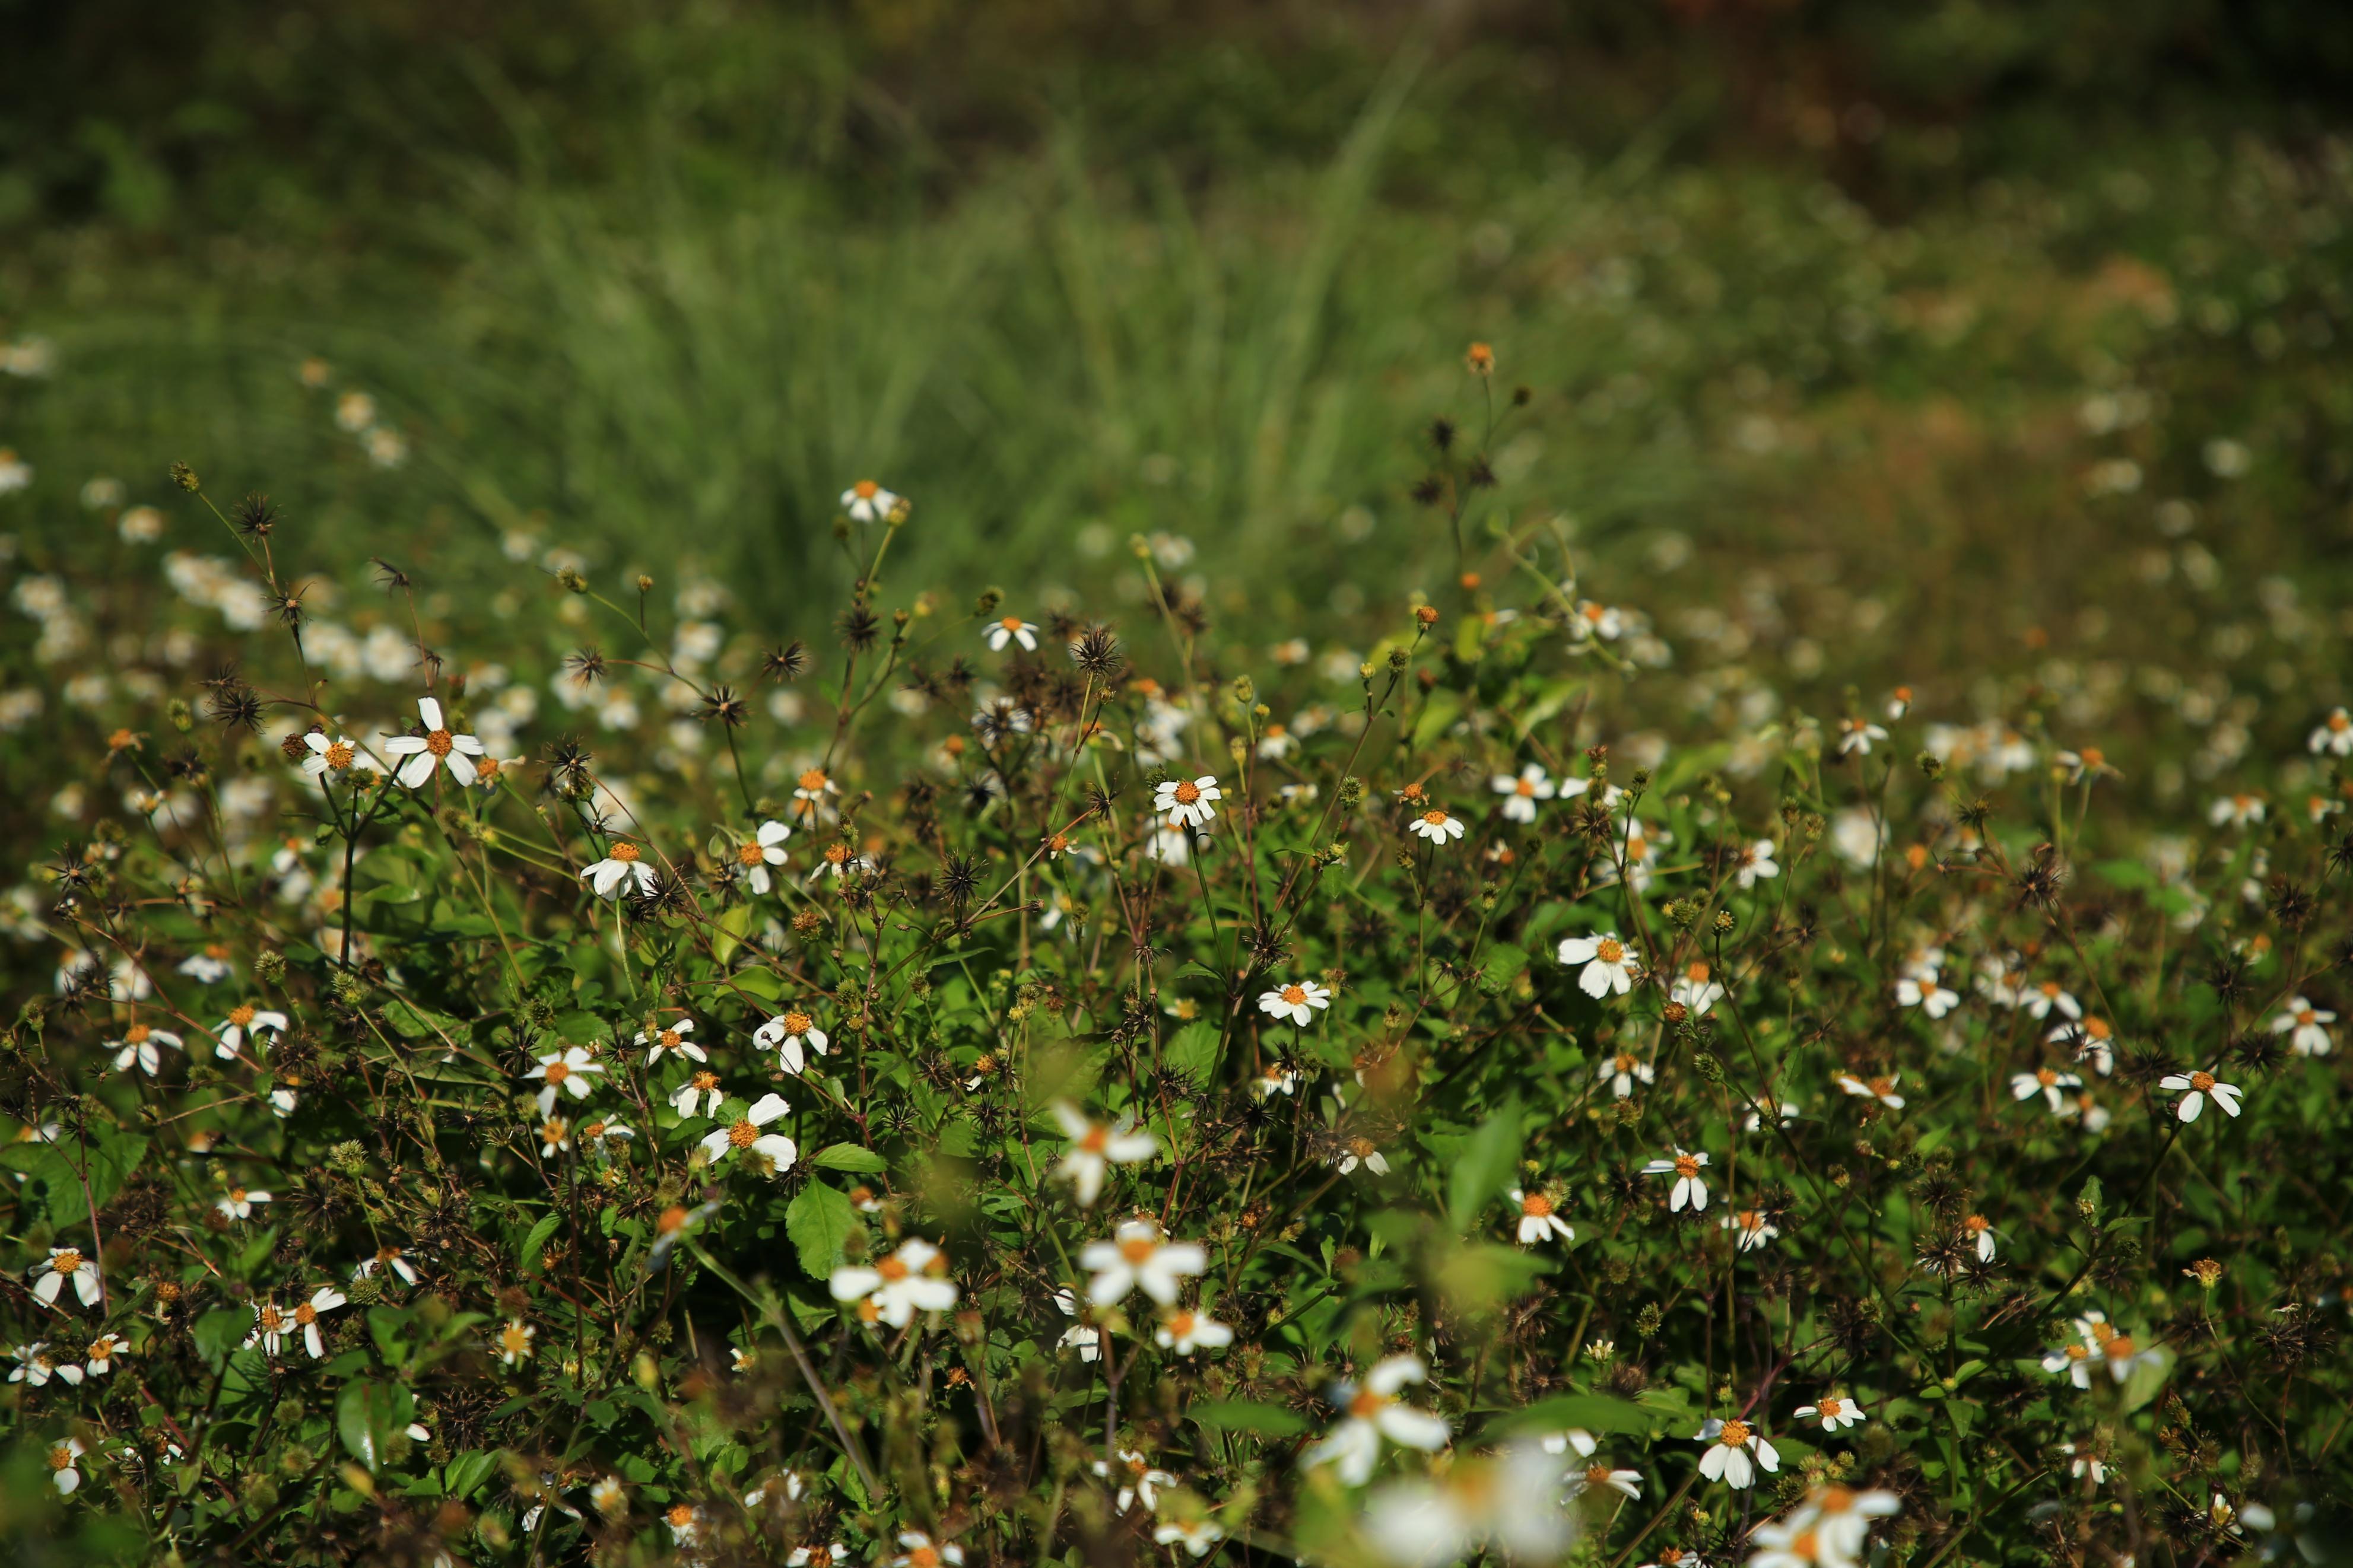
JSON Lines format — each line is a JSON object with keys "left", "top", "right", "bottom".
{"left": 812, "top": 1143, "right": 888, "bottom": 1174}
{"left": 786, "top": 1181, "right": 859, "bottom": 1278}
{"left": 518, "top": 1211, "right": 564, "bottom": 1273}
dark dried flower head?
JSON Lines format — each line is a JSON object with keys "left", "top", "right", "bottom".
{"left": 564, "top": 648, "right": 607, "bottom": 684}
{"left": 837, "top": 606, "right": 882, "bottom": 653}
{"left": 1410, "top": 475, "right": 1447, "bottom": 508}
{"left": 697, "top": 686, "right": 748, "bottom": 729}
{"left": 940, "top": 854, "right": 983, "bottom": 907}
{"left": 1428, "top": 417, "right": 1456, "bottom": 452}
{"left": 234, "top": 493, "right": 278, "bottom": 537}
{"left": 370, "top": 557, "right": 412, "bottom": 592}
{"left": 1071, "top": 626, "right": 1125, "bottom": 679}
{"left": 762, "top": 640, "right": 809, "bottom": 682}
{"left": 208, "top": 682, "right": 265, "bottom": 734}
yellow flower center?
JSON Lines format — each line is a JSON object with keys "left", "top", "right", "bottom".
{"left": 783, "top": 1011, "right": 812, "bottom": 1034}
{"left": 2189, "top": 1071, "right": 2215, "bottom": 1092}
{"left": 1615, "top": 1052, "right": 1638, "bottom": 1073}
{"left": 544, "top": 1061, "right": 570, "bottom": 1084}
{"left": 1120, "top": 1236, "right": 1159, "bottom": 1264}
{"left": 1281, "top": 985, "right": 1307, "bottom": 1005}
{"left": 326, "top": 740, "right": 354, "bottom": 768}
{"left": 502, "top": 1324, "right": 531, "bottom": 1355}
{"left": 1421, "top": 809, "right": 1447, "bottom": 826}
{"left": 1719, "top": 1420, "right": 1751, "bottom": 1447}
{"left": 1586, "top": 1464, "right": 1614, "bottom": 1486}
{"left": 1522, "top": 1192, "right": 1554, "bottom": 1217}
{"left": 425, "top": 729, "right": 453, "bottom": 757}
{"left": 1674, "top": 1154, "right": 1700, "bottom": 1178}
{"left": 799, "top": 768, "right": 830, "bottom": 791}
{"left": 1172, "top": 780, "right": 1201, "bottom": 804}
{"left": 611, "top": 842, "right": 640, "bottom": 863}
{"left": 1596, "top": 939, "right": 1625, "bottom": 965}
{"left": 295, "top": 1302, "right": 317, "bottom": 1325}
{"left": 228, "top": 1004, "right": 256, "bottom": 1027}
{"left": 738, "top": 842, "right": 766, "bottom": 866}
{"left": 52, "top": 1249, "right": 81, "bottom": 1273}
{"left": 728, "top": 1119, "right": 759, "bottom": 1149}
{"left": 1348, "top": 1137, "right": 1377, "bottom": 1159}
{"left": 2065, "top": 1343, "right": 2090, "bottom": 1361}
{"left": 258, "top": 1306, "right": 285, "bottom": 1331}
{"left": 48, "top": 1447, "right": 72, "bottom": 1471}
{"left": 542, "top": 1118, "right": 568, "bottom": 1144}
{"left": 668, "top": 1503, "right": 696, "bottom": 1527}
{"left": 126, "top": 1024, "right": 151, "bottom": 1044}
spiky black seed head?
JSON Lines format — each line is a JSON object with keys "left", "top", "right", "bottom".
{"left": 1071, "top": 626, "right": 1125, "bottom": 679}
{"left": 698, "top": 686, "right": 748, "bottom": 729}
{"left": 837, "top": 607, "right": 881, "bottom": 653}
{"left": 234, "top": 493, "right": 278, "bottom": 537}
{"left": 371, "top": 557, "right": 411, "bottom": 591}
{"left": 564, "top": 648, "right": 606, "bottom": 684}
{"left": 762, "top": 641, "right": 809, "bottom": 682}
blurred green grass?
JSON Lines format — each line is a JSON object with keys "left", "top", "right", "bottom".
{"left": 1, "top": 8, "right": 2350, "bottom": 708}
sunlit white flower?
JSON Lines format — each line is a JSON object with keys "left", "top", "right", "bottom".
{"left": 9, "top": 1342, "right": 75, "bottom": 1386}
{"left": 1558, "top": 932, "right": 1639, "bottom": 997}
{"left": 215, "top": 1185, "right": 272, "bottom": 1221}
{"left": 1720, "top": 1208, "right": 1779, "bottom": 1252}
{"left": 29, "top": 1246, "right": 100, "bottom": 1309}
{"left": 1895, "top": 966, "right": 1958, "bottom": 1018}
{"left": 755, "top": 1009, "right": 831, "bottom": 1074}
{"left": 538, "top": 1115, "right": 573, "bottom": 1157}
{"left": 2159, "top": 1066, "right": 2242, "bottom": 1122}
{"left": 2060, "top": 1442, "right": 2108, "bottom": 1484}
{"left": 1258, "top": 978, "right": 1331, "bottom": 1026}
{"left": 379, "top": 695, "right": 484, "bottom": 787}
{"left": 1154, "top": 1520, "right": 1225, "bottom": 1558}
{"left": 1406, "top": 806, "right": 1465, "bottom": 844}
{"left": 1835, "top": 1071, "right": 1906, "bottom": 1110}
{"left": 1730, "top": 839, "right": 1779, "bottom": 889}
{"left": 1692, "top": 1416, "right": 1779, "bottom": 1488}
{"left": 179, "top": 947, "right": 234, "bottom": 984}
{"left": 1079, "top": 1219, "right": 1205, "bottom": 1306}
{"left": 1301, "top": 1354, "right": 1450, "bottom": 1484}
{"left": 1742, "top": 1094, "right": 1801, "bottom": 1133}
{"left": 1091, "top": 1449, "right": 1176, "bottom": 1515}
{"left": 2021, "top": 979, "right": 2081, "bottom": 1020}
{"left": 209, "top": 1003, "right": 287, "bottom": 1060}
{"left": 1749, "top": 1487, "right": 1901, "bottom": 1568}
{"left": 1051, "top": 1101, "right": 1158, "bottom": 1206}
{"left": 299, "top": 731, "right": 359, "bottom": 779}
{"left": 1155, "top": 1308, "right": 1234, "bottom": 1356}
{"left": 2272, "top": 997, "right": 2336, "bottom": 1057}
{"left": 840, "top": 480, "right": 903, "bottom": 524}
{"left": 497, "top": 1319, "right": 536, "bottom": 1366}
{"left": 1671, "top": 962, "right": 1723, "bottom": 1017}
{"left": 525, "top": 1047, "right": 604, "bottom": 1117}
{"left": 1509, "top": 1187, "right": 1575, "bottom": 1245}
{"left": 1249, "top": 1063, "right": 1300, "bottom": 1099}
{"left": 2011, "top": 1066, "right": 2082, "bottom": 1114}
{"left": 732, "top": 820, "right": 792, "bottom": 892}
{"left": 1596, "top": 1051, "right": 1655, "bottom": 1099}
{"left": 700, "top": 1093, "right": 796, "bottom": 1172}
{"left": 636, "top": 1017, "right": 705, "bottom": 1066}
{"left": 983, "top": 615, "right": 1038, "bottom": 652}
{"left": 580, "top": 840, "right": 659, "bottom": 899}
{"left": 790, "top": 766, "right": 841, "bottom": 826}
{"left": 2309, "top": 708, "right": 2353, "bottom": 756}
{"left": 290, "top": 1285, "right": 347, "bottom": 1358}
{"left": 1154, "top": 774, "right": 1222, "bottom": 829}
{"left": 1332, "top": 1134, "right": 1390, "bottom": 1177}
{"left": 2208, "top": 793, "right": 2264, "bottom": 828}
{"left": 1361, "top": 1440, "right": 1571, "bottom": 1565}
{"left": 1643, "top": 1147, "right": 1710, "bottom": 1212}
{"left": 354, "top": 1246, "right": 420, "bottom": 1286}
{"left": 109, "top": 1022, "right": 183, "bottom": 1076}
{"left": 830, "top": 1239, "right": 958, "bottom": 1327}
{"left": 1836, "top": 718, "right": 1888, "bottom": 756}
{"left": 1491, "top": 764, "right": 1556, "bottom": 823}
{"left": 670, "top": 1070, "right": 725, "bottom": 1119}
{"left": 47, "top": 1437, "right": 85, "bottom": 1495}
{"left": 1965, "top": 1213, "right": 1998, "bottom": 1261}
{"left": 1053, "top": 1289, "right": 1101, "bottom": 1362}
{"left": 82, "top": 1331, "right": 126, "bottom": 1377}
{"left": 1792, "top": 1394, "right": 1865, "bottom": 1432}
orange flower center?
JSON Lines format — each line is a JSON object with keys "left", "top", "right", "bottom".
{"left": 425, "top": 729, "right": 453, "bottom": 757}
{"left": 2065, "top": 1343, "right": 2090, "bottom": 1360}
{"left": 1674, "top": 1154, "right": 1699, "bottom": 1178}
{"left": 1685, "top": 962, "right": 1710, "bottom": 982}
{"left": 1348, "top": 1388, "right": 1388, "bottom": 1419}
{"left": 259, "top": 1306, "right": 285, "bottom": 1331}
{"left": 1586, "top": 1464, "right": 1613, "bottom": 1486}
{"left": 2037, "top": 1067, "right": 2058, "bottom": 1085}
{"left": 49, "top": 1448, "right": 72, "bottom": 1471}
{"left": 2040, "top": 982, "right": 2062, "bottom": 998}
{"left": 908, "top": 1550, "right": 940, "bottom": 1568}
{"left": 2085, "top": 1017, "right": 2110, "bottom": 1040}
{"left": 668, "top": 1503, "right": 696, "bottom": 1527}
{"left": 1615, "top": 1052, "right": 1638, "bottom": 1073}
{"left": 611, "top": 842, "right": 640, "bottom": 863}
{"left": 852, "top": 481, "right": 878, "bottom": 501}
{"left": 2104, "top": 1335, "right": 2136, "bottom": 1359}
{"left": 1737, "top": 1210, "right": 1762, "bottom": 1230}
{"left": 1348, "top": 1137, "right": 1377, "bottom": 1159}
{"left": 877, "top": 1255, "right": 910, "bottom": 1281}
{"left": 52, "top": 1249, "right": 81, "bottom": 1273}
{"left": 1000, "top": 615, "right": 1024, "bottom": 632}
{"left": 1281, "top": 985, "right": 1307, "bottom": 1005}
{"left": 1168, "top": 1311, "right": 1196, "bottom": 1335}
{"left": 1595, "top": 939, "right": 1624, "bottom": 965}
{"left": 1120, "top": 1237, "right": 1158, "bottom": 1264}
{"left": 502, "top": 1325, "right": 531, "bottom": 1354}
{"left": 2189, "top": 1071, "right": 2215, "bottom": 1092}
{"left": 126, "top": 1025, "right": 151, "bottom": 1044}
{"left": 738, "top": 842, "right": 766, "bottom": 865}
{"left": 326, "top": 740, "right": 354, "bottom": 768}
{"left": 825, "top": 845, "right": 849, "bottom": 865}
{"left": 1173, "top": 780, "right": 1201, "bottom": 804}
{"left": 728, "top": 1119, "right": 759, "bottom": 1149}
{"left": 691, "top": 1071, "right": 719, "bottom": 1091}
{"left": 295, "top": 1302, "right": 317, "bottom": 1325}
{"left": 783, "top": 1011, "right": 812, "bottom": 1034}
{"left": 1869, "top": 1076, "right": 1895, "bottom": 1096}
{"left": 541, "top": 1118, "right": 567, "bottom": 1144}
{"left": 1965, "top": 1214, "right": 1988, "bottom": 1233}
{"left": 1421, "top": 808, "right": 1447, "bottom": 826}
{"left": 1514, "top": 777, "right": 1536, "bottom": 796}
{"left": 1522, "top": 1192, "right": 1554, "bottom": 1217}
{"left": 229, "top": 1004, "right": 256, "bottom": 1027}
{"left": 800, "top": 768, "right": 829, "bottom": 791}
{"left": 544, "top": 1062, "right": 570, "bottom": 1084}
{"left": 1719, "top": 1420, "right": 1751, "bottom": 1447}
{"left": 1079, "top": 1125, "right": 1109, "bottom": 1153}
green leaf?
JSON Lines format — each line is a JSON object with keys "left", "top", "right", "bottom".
{"left": 443, "top": 1448, "right": 499, "bottom": 1499}
{"left": 518, "top": 1212, "right": 564, "bottom": 1273}
{"left": 2122, "top": 1346, "right": 2174, "bottom": 1413}
{"left": 1189, "top": 1399, "right": 1309, "bottom": 1436}
{"left": 786, "top": 1181, "right": 859, "bottom": 1278}
{"left": 1410, "top": 691, "right": 1463, "bottom": 750}
{"left": 193, "top": 1307, "right": 252, "bottom": 1368}
{"left": 812, "top": 1143, "right": 889, "bottom": 1175}
{"left": 1163, "top": 1021, "right": 1221, "bottom": 1079}
{"left": 1446, "top": 1097, "right": 1525, "bottom": 1234}
{"left": 338, "top": 1378, "right": 416, "bottom": 1470}
{"left": 86, "top": 1127, "right": 148, "bottom": 1210}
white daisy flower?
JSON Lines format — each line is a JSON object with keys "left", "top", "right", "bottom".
{"left": 1490, "top": 764, "right": 1555, "bottom": 823}
{"left": 1332, "top": 1134, "right": 1390, "bottom": 1176}
{"left": 1053, "top": 1289, "right": 1102, "bottom": 1362}
{"left": 732, "top": 820, "right": 792, "bottom": 892}
{"left": 1155, "top": 1308, "right": 1234, "bottom": 1356}
{"left": 1792, "top": 1395, "right": 1865, "bottom": 1432}
{"left": 1964, "top": 1214, "right": 1998, "bottom": 1261}
{"left": 1509, "top": 1187, "right": 1575, "bottom": 1245}
{"left": 299, "top": 731, "right": 359, "bottom": 779}
{"left": 698, "top": 1093, "right": 797, "bottom": 1173}
{"left": 1406, "top": 807, "right": 1465, "bottom": 844}
{"left": 1643, "top": 1147, "right": 1710, "bottom": 1211}
{"left": 1558, "top": 932, "right": 1639, "bottom": 997}
{"left": 1835, "top": 1071, "right": 1906, "bottom": 1110}
{"left": 890, "top": 1531, "right": 962, "bottom": 1568}
{"left": 209, "top": 1003, "right": 287, "bottom": 1061}
{"left": 1895, "top": 967, "right": 1959, "bottom": 1017}
{"left": 983, "top": 615, "right": 1038, "bottom": 652}
{"left": 1079, "top": 1219, "right": 1205, "bottom": 1306}
{"left": 81, "top": 1331, "right": 127, "bottom": 1377}
{"left": 671, "top": 1070, "right": 725, "bottom": 1119}
{"left": 290, "top": 1285, "right": 347, "bottom": 1359}
{"left": 1692, "top": 1416, "right": 1779, "bottom": 1488}
{"left": 1670, "top": 962, "right": 1723, "bottom": 1016}
{"left": 636, "top": 1017, "right": 705, "bottom": 1066}
{"left": 830, "top": 1238, "right": 958, "bottom": 1327}
{"left": 755, "top": 1009, "right": 831, "bottom": 1074}
{"left": 2310, "top": 707, "right": 2353, "bottom": 756}
{"left": 2272, "top": 996, "right": 2336, "bottom": 1057}
{"left": 354, "top": 1246, "right": 420, "bottom": 1286}
{"left": 2159, "top": 1066, "right": 2243, "bottom": 1122}
{"left": 1258, "top": 978, "right": 1331, "bottom": 1026}
{"left": 2011, "top": 1066, "right": 2082, "bottom": 1114}
{"left": 1301, "top": 1354, "right": 1450, "bottom": 1485}
{"left": 109, "top": 1022, "right": 183, "bottom": 1076}
{"left": 28, "top": 1246, "right": 100, "bottom": 1308}
{"left": 214, "top": 1185, "right": 271, "bottom": 1221}
{"left": 1836, "top": 718, "right": 1888, "bottom": 756}
{"left": 1730, "top": 838, "right": 1779, "bottom": 889}
{"left": 580, "top": 840, "right": 659, "bottom": 899}
{"left": 1153, "top": 775, "right": 1222, "bottom": 829}
{"left": 1050, "top": 1101, "right": 1159, "bottom": 1206}
{"left": 2208, "top": 793, "right": 2265, "bottom": 828}
{"left": 524, "top": 1047, "right": 603, "bottom": 1117}
{"left": 379, "top": 695, "right": 484, "bottom": 787}
{"left": 1720, "top": 1209, "right": 1779, "bottom": 1251}
{"left": 1091, "top": 1449, "right": 1177, "bottom": 1515}
{"left": 839, "top": 480, "right": 902, "bottom": 524}
{"left": 47, "top": 1437, "right": 85, "bottom": 1495}
{"left": 1596, "top": 1051, "right": 1655, "bottom": 1099}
